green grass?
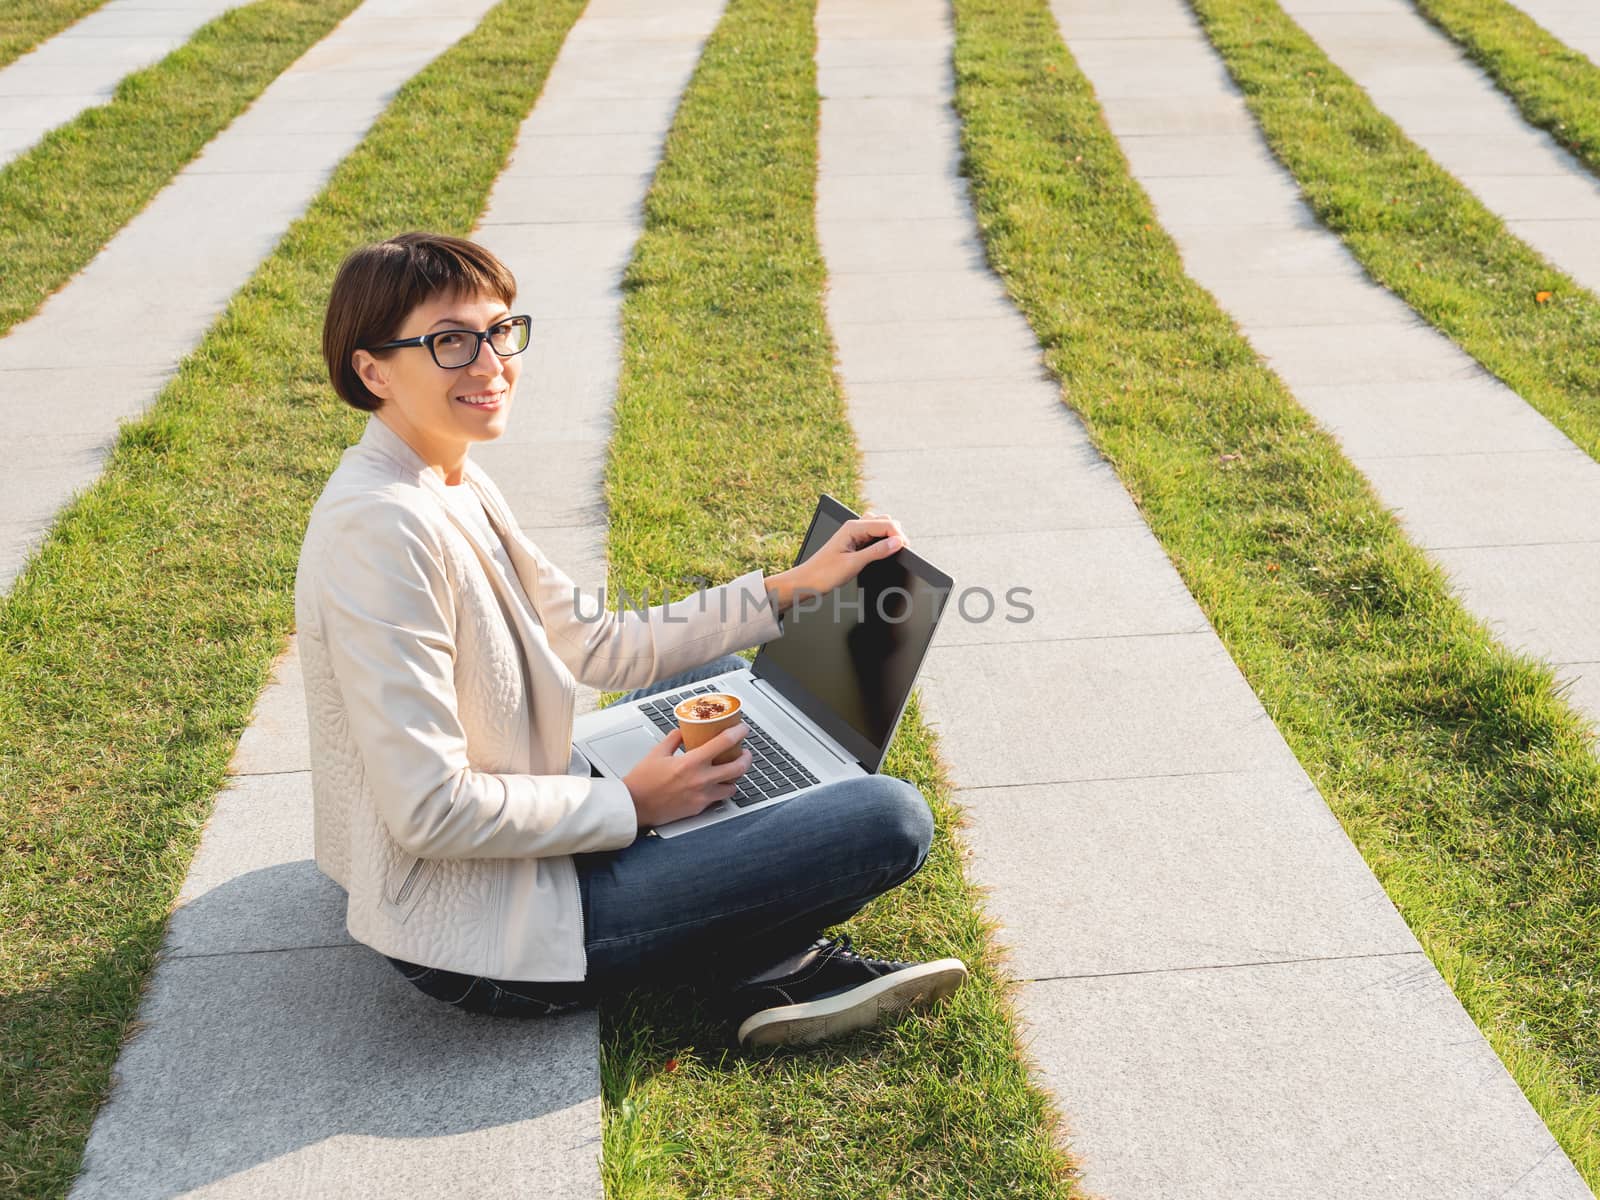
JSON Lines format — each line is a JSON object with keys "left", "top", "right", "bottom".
{"left": 0, "top": 0, "right": 109, "bottom": 69}
{"left": 1177, "top": 0, "right": 1600, "bottom": 468}
{"left": 595, "top": 0, "right": 1080, "bottom": 1196}
{"left": 954, "top": 0, "right": 1600, "bottom": 1183}
{"left": 1412, "top": 0, "right": 1600, "bottom": 179}
{"left": 0, "top": 0, "right": 586, "bottom": 1193}
{"left": 0, "top": 0, "right": 363, "bottom": 341}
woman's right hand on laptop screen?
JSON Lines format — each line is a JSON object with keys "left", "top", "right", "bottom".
{"left": 625, "top": 725, "right": 751, "bottom": 832}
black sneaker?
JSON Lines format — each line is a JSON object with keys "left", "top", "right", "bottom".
{"left": 721, "top": 933, "right": 968, "bottom": 1050}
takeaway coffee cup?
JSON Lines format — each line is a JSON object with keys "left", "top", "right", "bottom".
{"left": 674, "top": 693, "right": 744, "bottom": 765}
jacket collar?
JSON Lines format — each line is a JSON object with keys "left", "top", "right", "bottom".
{"left": 356, "top": 412, "right": 507, "bottom": 518}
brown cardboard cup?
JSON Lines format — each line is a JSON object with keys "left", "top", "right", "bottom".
{"left": 674, "top": 693, "right": 744, "bottom": 765}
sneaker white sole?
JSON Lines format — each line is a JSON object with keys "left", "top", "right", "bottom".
{"left": 736, "top": 958, "right": 969, "bottom": 1049}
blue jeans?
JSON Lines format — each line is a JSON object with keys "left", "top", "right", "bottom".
{"left": 388, "top": 653, "right": 934, "bottom": 1017}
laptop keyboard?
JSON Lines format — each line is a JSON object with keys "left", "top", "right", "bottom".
{"left": 639, "top": 683, "right": 822, "bottom": 808}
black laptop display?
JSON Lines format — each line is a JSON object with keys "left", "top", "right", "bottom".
{"left": 752, "top": 495, "right": 953, "bottom": 774}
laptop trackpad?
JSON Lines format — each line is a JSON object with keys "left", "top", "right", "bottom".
{"left": 588, "top": 723, "right": 663, "bottom": 778}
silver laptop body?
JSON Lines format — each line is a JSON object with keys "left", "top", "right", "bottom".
{"left": 570, "top": 494, "right": 954, "bottom": 839}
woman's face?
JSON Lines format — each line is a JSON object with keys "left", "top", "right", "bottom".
{"left": 352, "top": 290, "right": 521, "bottom": 470}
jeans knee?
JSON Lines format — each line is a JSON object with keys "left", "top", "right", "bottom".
{"left": 866, "top": 775, "right": 934, "bottom": 879}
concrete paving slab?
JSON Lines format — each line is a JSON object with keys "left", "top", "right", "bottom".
{"left": 519, "top": 95, "right": 678, "bottom": 136}
{"left": 0, "top": 0, "right": 246, "bottom": 175}
{"left": 1172, "top": 222, "right": 1367, "bottom": 278}
{"left": 1359, "top": 448, "right": 1600, "bottom": 549}
{"left": 862, "top": 443, "right": 1146, "bottom": 536}
{"left": 960, "top": 768, "right": 1419, "bottom": 978}
{"left": 4, "top": 364, "right": 177, "bottom": 439}
{"left": 817, "top": 216, "right": 990, "bottom": 273}
{"left": 818, "top": 94, "right": 953, "bottom": 135}
{"left": 829, "top": 315, "right": 1049, "bottom": 383}
{"left": 1293, "top": 378, "right": 1580, "bottom": 459}
{"left": 1429, "top": 542, "right": 1600, "bottom": 664}
{"left": 1114, "top": 131, "right": 1285, "bottom": 178}
{"left": 0, "top": 0, "right": 513, "bottom": 594}
{"left": 1140, "top": 171, "right": 1319, "bottom": 229}
{"left": 1244, "top": 321, "right": 1487, "bottom": 386}
{"left": 1100, "top": 94, "right": 1258, "bottom": 136}
{"left": 229, "top": 640, "right": 311, "bottom": 777}
{"left": 816, "top": 172, "right": 971, "bottom": 222}
{"left": 1285, "top": 0, "right": 1600, "bottom": 297}
{"left": 815, "top": 36, "right": 948, "bottom": 69}
{"left": 1191, "top": 272, "right": 1414, "bottom": 328}
{"left": 1456, "top": 170, "right": 1600, "bottom": 221}
{"left": 1506, "top": 0, "right": 1600, "bottom": 44}
{"left": 487, "top": 445, "right": 613, "bottom": 532}
{"left": 842, "top": 376, "right": 1088, "bottom": 451}
{"left": 817, "top": 61, "right": 949, "bottom": 98}
{"left": 918, "top": 525, "right": 1208, "bottom": 645}
{"left": 1404, "top": 132, "right": 1576, "bottom": 176}
{"left": 166, "top": 771, "right": 353, "bottom": 957}
{"left": 824, "top": 268, "right": 1018, "bottom": 323}
{"left": 69, "top": 945, "right": 603, "bottom": 1200}
{"left": 501, "top": 132, "right": 671, "bottom": 177}
{"left": 1049, "top": 9, "right": 1201, "bottom": 38}
{"left": 1508, "top": 218, "right": 1600, "bottom": 287}
{"left": 918, "top": 634, "right": 1287, "bottom": 789}
{"left": 473, "top": 172, "right": 655, "bottom": 225}
{"left": 822, "top": 128, "right": 960, "bottom": 176}
{"left": 182, "top": 131, "right": 370, "bottom": 175}
{"left": 1014, "top": 956, "right": 1591, "bottom": 1199}
{"left": 1068, "top": 38, "right": 1239, "bottom": 99}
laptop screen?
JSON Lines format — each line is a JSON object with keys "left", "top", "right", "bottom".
{"left": 752, "top": 495, "right": 952, "bottom": 774}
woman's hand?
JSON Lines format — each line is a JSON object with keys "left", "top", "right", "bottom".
{"left": 765, "top": 512, "right": 910, "bottom": 614}
{"left": 623, "top": 725, "right": 753, "bottom": 831}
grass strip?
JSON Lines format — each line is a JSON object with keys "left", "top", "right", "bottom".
{"left": 0, "top": 0, "right": 363, "bottom": 340}
{"left": 954, "top": 0, "right": 1600, "bottom": 1183}
{"left": 595, "top": 0, "right": 1081, "bottom": 1196}
{"left": 1412, "top": 0, "right": 1600, "bottom": 180}
{"left": 1173, "top": 0, "right": 1600, "bottom": 467}
{"left": 0, "top": 0, "right": 586, "bottom": 1192}
{"left": 0, "top": 0, "right": 109, "bottom": 70}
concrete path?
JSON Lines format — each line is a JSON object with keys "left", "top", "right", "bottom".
{"left": 0, "top": 0, "right": 501, "bottom": 595}
{"left": 470, "top": 0, "right": 731, "bottom": 716}
{"left": 1281, "top": 0, "right": 1600, "bottom": 299}
{"left": 67, "top": 1, "right": 725, "bottom": 1196}
{"left": 815, "top": 0, "right": 1590, "bottom": 1195}
{"left": 0, "top": 0, "right": 247, "bottom": 168}
{"left": 1504, "top": 0, "right": 1600, "bottom": 67}
{"left": 1066, "top": 0, "right": 1600, "bottom": 735}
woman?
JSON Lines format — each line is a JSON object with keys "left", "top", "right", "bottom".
{"left": 295, "top": 231, "right": 967, "bottom": 1049}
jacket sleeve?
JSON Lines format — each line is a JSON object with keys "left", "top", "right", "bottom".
{"left": 506, "top": 528, "right": 786, "bottom": 693}
{"left": 311, "top": 498, "right": 639, "bottom": 860}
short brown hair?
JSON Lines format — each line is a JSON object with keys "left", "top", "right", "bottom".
{"left": 322, "top": 232, "right": 518, "bottom": 411}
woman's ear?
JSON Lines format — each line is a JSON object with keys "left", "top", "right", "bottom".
{"left": 352, "top": 349, "right": 391, "bottom": 403}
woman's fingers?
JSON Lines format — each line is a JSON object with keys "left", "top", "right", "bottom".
{"left": 709, "top": 746, "right": 753, "bottom": 783}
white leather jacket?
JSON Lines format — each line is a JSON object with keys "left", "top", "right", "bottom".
{"left": 294, "top": 416, "right": 782, "bottom": 980}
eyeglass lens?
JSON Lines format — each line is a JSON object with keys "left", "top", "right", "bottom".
{"left": 431, "top": 318, "right": 530, "bottom": 368}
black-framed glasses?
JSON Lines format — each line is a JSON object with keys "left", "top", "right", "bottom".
{"left": 365, "top": 314, "right": 532, "bottom": 369}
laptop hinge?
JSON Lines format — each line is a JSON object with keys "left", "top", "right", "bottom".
{"left": 750, "top": 677, "right": 856, "bottom": 767}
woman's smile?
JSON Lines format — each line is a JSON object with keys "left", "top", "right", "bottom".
{"left": 455, "top": 387, "right": 507, "bottom": 411}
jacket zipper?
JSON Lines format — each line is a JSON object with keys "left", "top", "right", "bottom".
{"left": 394, "top": 859, "right": 424, "bottom": 905}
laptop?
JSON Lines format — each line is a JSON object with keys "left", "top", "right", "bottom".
{"left": 571, "top": 494, "right": 954, "bottom": 838}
